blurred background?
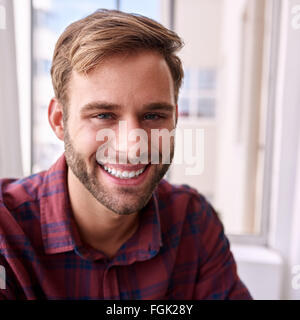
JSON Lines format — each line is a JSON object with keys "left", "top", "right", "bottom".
{"left": 0, "top": 0, "right": 300, "bottom": 299}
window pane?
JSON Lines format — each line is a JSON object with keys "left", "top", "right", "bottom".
{"left": 178, "top": 97, "right": 190, "bottom": 117}
{"left": 197, "top": 98, "right": 215, "bottom": 118}
{"left": 44, "top": 0, "right": 116, "bottom": 34}
{"left": 120, "top": 0, "right": 161, "bottom": 21}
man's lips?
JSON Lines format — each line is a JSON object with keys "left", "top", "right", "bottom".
{"left": 97, "top": 163, "right": 148, "bottom": 171}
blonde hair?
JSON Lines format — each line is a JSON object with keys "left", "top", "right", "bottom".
{"left": 51, "top": 9, "right": 184, "bottom": 107}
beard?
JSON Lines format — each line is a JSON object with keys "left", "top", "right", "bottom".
{"left": 64, "top": 128, "right": 174, "bottom": 216}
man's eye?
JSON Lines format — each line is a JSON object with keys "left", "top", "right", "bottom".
{"left": 96, "top": 113, "right": 113, "bottom": 120}
{"left": 144, "top": 113, "right": 162, "bottom": 120}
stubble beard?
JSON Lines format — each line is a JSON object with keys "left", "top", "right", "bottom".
{"left": 63, "top": 127, "right": 174, "bottom": 215}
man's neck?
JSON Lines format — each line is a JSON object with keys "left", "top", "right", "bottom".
{"left": 67, "top": 168, "right": 139, "bottom": 259}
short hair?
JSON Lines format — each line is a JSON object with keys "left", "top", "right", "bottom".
{"left": 50, "top": 9, "right": 184, "bottom": 106}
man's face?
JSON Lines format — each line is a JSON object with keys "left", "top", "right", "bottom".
{"left": 64, "top": 51, "right": 177, "bottom": 215}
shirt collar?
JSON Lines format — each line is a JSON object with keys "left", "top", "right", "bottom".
{"left": 40, "top": 154, "right": 163, "bottom": 262}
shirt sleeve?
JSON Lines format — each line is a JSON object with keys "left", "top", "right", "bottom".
{"left": 0, "top": 205, "right": 25, "bottom": 300}
{"left": 192, "top": 196, "right": 253, "bottom": 300}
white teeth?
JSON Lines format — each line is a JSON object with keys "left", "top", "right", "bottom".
{"left": 122, "top": 171, "right": 129, "bottom": 178}
{"left": 101, "top": 165, "right": 146, "bottom": 179}
{"left": 128, "top": 171, "right": 135, "bottom": 178}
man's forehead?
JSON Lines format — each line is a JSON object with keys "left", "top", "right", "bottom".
{"left": 71, "top": 50, "right": 172, "bottom": 81}
{"left": 67, "top": 51, "right": 176, "bottom": 109}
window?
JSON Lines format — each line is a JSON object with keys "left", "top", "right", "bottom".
{"left": 178, "top": 68, "right": 217, "bottom": 118}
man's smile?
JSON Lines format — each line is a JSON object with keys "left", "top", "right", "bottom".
{"left": 96, "top": 161, "right": 152, "bottom": 186}
{"left": 97, "top": 162, "right": 149, "bottom": 179}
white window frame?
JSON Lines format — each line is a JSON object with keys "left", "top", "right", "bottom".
{"left": 13, "top": 0, "right": 32, "bottom": 176}
{"left": 228, "top": 0, "right": 282, "bottom": 246}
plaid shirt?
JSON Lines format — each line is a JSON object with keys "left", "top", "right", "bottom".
{"left": 0, "top": 154, "right": 252, "bottom": 300}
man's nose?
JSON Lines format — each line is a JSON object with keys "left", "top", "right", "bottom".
{"left": 114, "top": 118, "right": 148, "bottom": 161}
{"left": 116, "top": 118, "right": 138, "bottom": 152}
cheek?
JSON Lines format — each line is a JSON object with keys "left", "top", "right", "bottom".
{"left": 69, "top": 125, "right": 100, "bottom": 156}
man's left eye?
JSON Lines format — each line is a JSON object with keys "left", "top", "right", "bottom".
{"left": 144, "top": 113, "right": 162, "bottom": 120}
{"left": 96, "top": 113, "right": 112, "bottom": 120}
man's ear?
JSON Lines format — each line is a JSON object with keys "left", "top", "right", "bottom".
{"left": 48, "top": 98, "right": 65, "bottom": 141}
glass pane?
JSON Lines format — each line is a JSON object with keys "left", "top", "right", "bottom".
{"left": 182, "top": 68, "right": 191, "bottom": 90}
{"left": 178, "top": 97, "right": 190, "bottom": 117}
{"left": 197, "top": 98, "right": 215, "bottom": 118}
{"left": 43, "top": 0, "right": 116, "bottom": 35}
{"left": 32, "top": 0, "right": 117, "bottom": 172}
{"left": 120, "top": 0, "right": 161, "bottom": 22}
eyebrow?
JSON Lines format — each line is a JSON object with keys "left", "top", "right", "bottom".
{"left": 145, "top": 103, "right": 175, "bottom": 112}
{"left": 80, "top": 101, "right": 175, "bottom": 114}
{"left": 80, "top": 102, "right": 119, "bottom": 115}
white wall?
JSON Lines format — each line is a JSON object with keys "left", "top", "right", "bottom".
{"left": 232, "top": 244, "right": 282, "bottom": 300}
{"left": 175, "top": 0, "right": 223, "bottom": 68}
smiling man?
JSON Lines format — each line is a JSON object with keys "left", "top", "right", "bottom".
{"left": 0, "top": 9, "right": 252, "bottom": 299}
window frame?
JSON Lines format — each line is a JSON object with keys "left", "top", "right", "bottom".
{"left": 228, "top": 0, "right": 282, "bottom": 246}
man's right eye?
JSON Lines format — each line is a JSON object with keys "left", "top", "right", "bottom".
{"left": 95, "top": 113, "right": 113, "bottom": 120}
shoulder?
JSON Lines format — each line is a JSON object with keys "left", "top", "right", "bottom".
{"left": 0, "top": 173, "right": 50, "bottom": 271}
{"left": 156, "top": 179, "right": 222, "bottom": 234}
{"left": 156, "top": 179, "right": 218, "bottom": 218}
{"left": 0, "top": 172, "right": 47, "bottom": 245}
{"left": 0, "top": 172, "right": 46, "bottom": 211}
{"left": 0, "top": 155, "right": 66, "bottom": 212}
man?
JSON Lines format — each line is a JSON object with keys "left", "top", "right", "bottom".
{"left": 0, "top": 9, "right": 252, "bottom": 299}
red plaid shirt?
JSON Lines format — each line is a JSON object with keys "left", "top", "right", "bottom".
{"left": 0, "top": 154, "right": 252, "bottom": 299}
